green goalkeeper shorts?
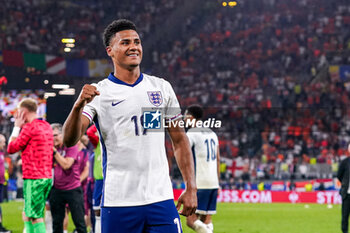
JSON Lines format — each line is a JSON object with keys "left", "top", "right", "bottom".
{"left": 23, "top": 178, "right": 52, "bottom": 219}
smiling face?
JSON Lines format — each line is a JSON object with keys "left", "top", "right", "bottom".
{"left": 106, "top": 30, "right": 143, "bottom": 70}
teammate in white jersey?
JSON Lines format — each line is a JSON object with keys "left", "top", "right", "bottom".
{"left": 184, "top": 105, "right": 220, "bottom": 233}
{"left": 62, "top": 19, "right": 197, "bottom": 233}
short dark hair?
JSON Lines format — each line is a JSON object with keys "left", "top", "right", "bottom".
{"left": 103, "top": 19, "right": 137, "bottom": 48}
{"left": 186, "top": 105, "right": 204, "bottom": 120}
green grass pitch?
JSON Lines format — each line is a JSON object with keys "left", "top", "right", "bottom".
{"left": 1, "top": 201, "right": 341, "bottom": 233}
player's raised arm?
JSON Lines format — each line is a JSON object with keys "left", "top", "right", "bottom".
{"left": 63, "top": 84, "right": 100, "bottom": 147}
{"left": 167, "top": 121, "right": 197, "bottom": 216}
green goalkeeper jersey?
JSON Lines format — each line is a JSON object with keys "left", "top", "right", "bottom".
{"left": 93, "top": 141, "right": 103, "bottom": 180}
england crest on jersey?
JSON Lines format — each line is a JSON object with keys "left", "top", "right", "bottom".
{"left": 147, "top": 91, "right": 163, "bottom": 106}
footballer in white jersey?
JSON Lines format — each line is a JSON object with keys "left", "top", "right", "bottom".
{"left": 184, "top": 105, "right": 220, "bottom": 233}
{"left": 82, "top": 72, "right": 182, "bottom": 207}
{"left": 187, "top": 127, "right": 219, "bottom": 191}
{"left": 63, "top": 19, "right": 197, "bottom": 233}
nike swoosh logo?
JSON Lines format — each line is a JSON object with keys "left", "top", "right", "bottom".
{"left": 112, "top": 100, "right": 125, "bottom": 106}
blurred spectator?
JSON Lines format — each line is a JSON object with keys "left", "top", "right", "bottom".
{"left": 50, "top": 123, "right": 86, "bottom": 233}
{"left": 0, "top": 134, "right": 11, "bottom": 233}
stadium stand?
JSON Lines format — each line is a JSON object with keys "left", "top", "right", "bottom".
{"left": 0, "top": 0, "right": 184, "bottom": 58}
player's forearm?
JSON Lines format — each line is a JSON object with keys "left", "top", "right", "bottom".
{"left": 80, "top": 163, "right": 89, "bottom": 182}
{"left": 63, "top": 105, "right": 84, "bottom": 147}
{"left": 8, "top": 127, "right": 27, "bottom": 154}
{"left": 173, "top": 137, "right": 196, "bottom": 191}
{"left": 9, "top": 127, "right": 20, "bottom": 142}
{"left": 80, "top": 172, "right": 88, "bottom": 183}
{"left": 54, "top": 151, "right": 73, "bottom": 170}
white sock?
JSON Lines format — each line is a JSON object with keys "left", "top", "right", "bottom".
{"left": 206, "top": 223, "right": 213, "bottom": 231}
{"left": 63, "top": 231, "right": 68, "bottom": 233}
{"left": 95, "top": 216, "right": 101, "bottom": 233}
{"left": 45, "top": 210, "right": 53, "bottom": 233}
{"left": 193, "top": 220, "right": 210, "bottom": 233}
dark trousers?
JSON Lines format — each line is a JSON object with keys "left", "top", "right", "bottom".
{"left": 49, "top": 186, "right": 87, "bottom": 233}
{"left": 342, "top": 194, "right": 350, "bottom": 233}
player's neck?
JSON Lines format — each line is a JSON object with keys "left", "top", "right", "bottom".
{"left": 27, "top": 113, "right": 38, "bottom": 123}
{"left": 114, "top": 66, "right": 141, "bottom": 85}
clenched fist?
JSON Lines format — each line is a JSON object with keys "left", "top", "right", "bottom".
{"left": 75, "top": 84, "right": 100, "bottom": 108}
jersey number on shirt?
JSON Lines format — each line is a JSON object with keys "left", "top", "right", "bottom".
{"left": 131, "top": 115, "right": 148, "bottom": 136}
{"left": 205, "top": 139, "right": 216, "bottom": 162}
{"left": 174, "top": 218, "right": 182, "bottom": 233}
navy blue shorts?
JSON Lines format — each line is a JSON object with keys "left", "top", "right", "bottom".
{"left": 101, "top": 199, "right": 182, "bottom": 233}
{"left": 196, "top": 189, "right": 218, "bottom": 215}
{"left": 92, "top": 179, "right": 103, "bottom": 210}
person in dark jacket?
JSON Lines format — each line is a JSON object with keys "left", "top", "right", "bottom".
{"left": 337, "top": 145, "right": 350, "bottom": 233}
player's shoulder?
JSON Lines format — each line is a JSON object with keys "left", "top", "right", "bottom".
{"left": 27, "top": 118, "right": 45, "bottom": 128}
{"left": 65, "top": 144, "right": 79, "bottom": 153}
{"left": 207, "top": 128, "right": 219, "bottom": 139}
{"left": 25, "top": 119, "right": 51, "bottom": 136}
{"left": 36, "top": 119, "right": 52, "bottom": 129}
{"left": 186, "top": 127, "right": 199, "bottom": 139}
{"left": 143, "top": 73, "right": 164, "bottom": 81}
{"left": 91, "top": 78, "right": 109, "bottom": 90}
{"left": 142, "top": 73, "right": 172, "bottom": 88}
{"left": 187, "top": 127, "right": 197, "bottom": 134}
{"left": 206, "top": 127, "right": 217, "bottom": 135}
{"left": 199, "top": 127, "right": 218, "bottom": 139}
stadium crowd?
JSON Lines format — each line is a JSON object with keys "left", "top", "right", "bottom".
{"left": 0, "top": 0, "right": 350, "bottom": 197}
{"left": 156, "top": 0, "right": 350, "bottom": 184}
{"left": 0, "top": 0, "right": 183, "bottom": 58}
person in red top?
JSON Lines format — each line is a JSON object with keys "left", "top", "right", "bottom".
{"left": 7, "top": 98, "right": 53, "bottom": 233}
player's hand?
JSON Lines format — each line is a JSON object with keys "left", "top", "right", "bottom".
{"left": 14, "top": 109, "right": 26, "bottom": 128}
{"left": 176, "top": 188, "right": 197, "bottom": 216}
{"left": 75, "top": 84, "right": 100, "bottom": 108}
{"left": 218, "top": 186, "right": 222, "bottom": 196}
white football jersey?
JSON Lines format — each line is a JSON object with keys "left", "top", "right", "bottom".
{"left": 83, "top": 73, "right": 181, "bottom": 207}
{"left": 187, "top": 127, "right": 219, "bottom": 189}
